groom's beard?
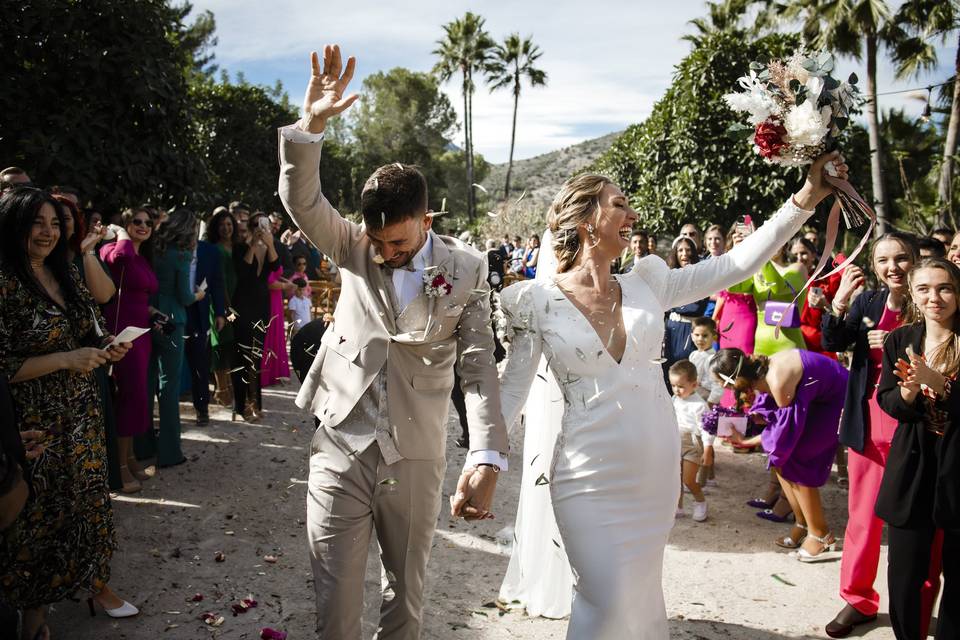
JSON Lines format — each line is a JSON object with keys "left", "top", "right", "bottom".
{"left": 383, "top": 228, "right": 428, "bottom": 269}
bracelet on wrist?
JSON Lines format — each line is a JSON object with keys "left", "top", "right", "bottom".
{"left": 475, "top": 463, "right": 501, "bottom": 473}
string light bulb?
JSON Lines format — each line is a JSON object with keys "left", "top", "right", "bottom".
{"left": 920, "top": 86, "right": 933, "bottom": 123}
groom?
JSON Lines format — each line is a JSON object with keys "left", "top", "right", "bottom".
{"left": 278, "top": 45, "right": 510, "bottom": 639}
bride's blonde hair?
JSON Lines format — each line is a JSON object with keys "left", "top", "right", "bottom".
{"left": 547, "top": 173, "right": 612, "bottom": 273}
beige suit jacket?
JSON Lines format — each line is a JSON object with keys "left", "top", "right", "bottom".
{"left": 278, "top": 131, "right": 509, "bottom": 460}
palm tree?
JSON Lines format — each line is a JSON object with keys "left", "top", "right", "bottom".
{"left": 889, "top": 0, "right": 959, "bottom": 226}
{"left": 433, "top": 12, "right": 495, "bottom": 221}
{"left": 487, "top": 34, "right": 547, "bottom": 199}
{"left": 683, "top": 0, "right": 757, "bottom": 46}
{"left": 785, "top": 0, "right": 898, "bottom": 233}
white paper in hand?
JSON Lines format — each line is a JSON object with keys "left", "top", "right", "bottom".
{"left": 198, "top": 278, "right": 208, "bottom": 292}
{"left": 107, "top": 326, "right": 151, "bottom": 348}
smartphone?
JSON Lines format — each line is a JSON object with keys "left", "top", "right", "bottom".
{"left": 258, "top": 216, "right": 271, "bottom": 232}
{"left": 735, "top": 215, "right": 755, "bottom": 236}
{"left": 810, "top": 286, "right": 823, "bottom": 296}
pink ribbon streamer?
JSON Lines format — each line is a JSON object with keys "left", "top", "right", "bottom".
{"left": 773, "top": 176, "right": 876, "bottom": 338}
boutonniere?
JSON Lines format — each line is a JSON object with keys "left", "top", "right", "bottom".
{"left": 422, "top": 268, "right": 453, "bottom": 298}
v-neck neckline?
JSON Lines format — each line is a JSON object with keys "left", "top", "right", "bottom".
{"left": 551, "top": 275, "right": 627, "bottom": 365}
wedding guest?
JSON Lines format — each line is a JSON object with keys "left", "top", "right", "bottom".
{"left": 204, "top": 207, "right": 239, "bottom": 406}
{"left": 713, "top": 347, "right": 846, "bottom": 561}
{"left": 147, "top": 208, "right": 205, "bottom": 466}
{"left": 948, "top": 231, "right": 960, "bottom": 267}
{"left": 714, "top": 224, "right": 758, "bottom": 355}
{"left": 289, "top": 279, "right": 313, "bottom": 335}
{"left": 647, "top": 232, "right": 659, "bottom": 257}
{"left": 727, "top": 242, "right": 807, "bottom": 355}
{"left": 679, "top": 222, "right": 701, "bottom": 254}
{"left": 917, "top": 235, "right": 946, "bottom": 259}
{"left": 820, "top": 232, "right": 932, "bottom": 638}
{"left": 522, "top": 234, "right": 540, "bottom": 279}
{"left": 0, "top": 187, "right": 136, "bottom": 639}
{"left": 689, "top": 317, "right": 721, "bottom": 486}
{"left": 791, "top": 236, "right": 843, "bottom": 356}
{"left": 292, "top": 255, "right": 314, "bottom": 298}
{"left": 0, "top": 375, "right": 29, "bottom": 531}
{"left": 185, "top": 229, "right": 226, "bottom": 425}
{"left": 877, "top": 257, "right": 960, "bottom": 640}
{"left": 931, "top": 227, "right": 954, "bottom": 252}
{"left": 663, "top": 236, "right": 707, "bottom": 374}
{"left": 619, "top": 230, "right": 648, "bottom": 273}
{"left": 231, "top": 212, "right": 279, "bottom": 421}
{"left": 669, "top": 360, "right": 711, "bottom": 522}
{"left": 55, "top": 196, "right": 123, "bottom": 491}
{"left": 0, "top": 166, "right": 31, "bottom": 191}
{"left": 101, "top": 207, "right": 157, "bottom": 489}
{"left": 261, "top": 264, "right": 292, "bottom": 387}
{"left": 703, "top": 224, "right": 725, "bottom": 258}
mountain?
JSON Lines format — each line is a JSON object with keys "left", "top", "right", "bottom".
{"left": 480, "top": 131, "right": 622, "bottom": 209}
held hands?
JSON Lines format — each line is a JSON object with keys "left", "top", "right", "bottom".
{"left": 301, "top": 45, "right": 359, "bottom": 134}
{"left": 103, "top": 340, "right": 133, "bottom": 363}
{"left": 63, "top": 347, "right": 109, "bottom": 373}
{"left": 194, "top": 288, "right": 207, "bottom": 302}
{"left": 794, "top": 151, "right": 850, "bottom": 211}
{"left": 20, "top": 430, "right": 46, "bottom": 461}
{"left": 450, "top": 466, "right": 498, "bottom": 521}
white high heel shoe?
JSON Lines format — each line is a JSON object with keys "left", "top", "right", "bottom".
{"left": 794, "top": 532, "right": 841, "bottom": 563}
{"left": 87, "top": 597, "right": 140, "bottom": 618}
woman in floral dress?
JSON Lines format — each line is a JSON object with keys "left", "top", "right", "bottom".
{"left": 0, "top": 188, "right": 135, "bottom": 639}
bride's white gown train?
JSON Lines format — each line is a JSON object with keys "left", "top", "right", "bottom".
{"left": 498, "top": 200, "right": 812, "bottom": 639}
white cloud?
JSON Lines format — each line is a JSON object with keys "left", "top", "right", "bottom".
{"left": 191, "top": 0, "right": 952, "bottom": 163}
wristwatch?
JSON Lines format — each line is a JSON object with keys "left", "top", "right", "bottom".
{"left": 475, "top": 463, "right": 501, "bottom": 473}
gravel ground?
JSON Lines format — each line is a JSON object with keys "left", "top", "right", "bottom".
{"left": 46, "top": 381, "right": 908, "bottom": 639}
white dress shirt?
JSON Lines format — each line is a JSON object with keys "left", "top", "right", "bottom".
{"left": 392, "top": 234, "right": 432, "bottom": 311}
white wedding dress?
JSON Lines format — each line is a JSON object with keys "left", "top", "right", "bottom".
{"left": 498, "top": 200, "right": 812, "bottom": 639}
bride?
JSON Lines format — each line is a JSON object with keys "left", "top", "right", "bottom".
{"left": 498, "top": 152, "right": 847, "bottom": 639}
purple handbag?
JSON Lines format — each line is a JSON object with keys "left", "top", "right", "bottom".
{"left": 763, "top": 300, "right": 801, "bottom": 328}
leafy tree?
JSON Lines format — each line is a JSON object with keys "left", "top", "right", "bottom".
{"left": 433, "top": 12, "right": 495, "bottom": 221}
{"left": 190, "top": 79, "right": 298, "bottom": 212}
{"left": 434, "top": 149, "right": 490, "bottom": 229}
{"left": 0, "top": 0, "right": 209, "bottom": 211}
{"left": 591, "top": 31, "right": 802, "bottom": 235}
{"left": 781, "top": 0, "right": 899, "bottom": 232}
{"left": 349, "top": 68, "right": 458, "bottom": 209}
{"left": 888, "top": 0, "right": 960, "bottom": 225}
{"left": 487, "top": 34, "right": 547, "bottom": 199}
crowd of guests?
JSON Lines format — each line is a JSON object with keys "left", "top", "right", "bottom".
{"left": 3, "top": 156, "right": 960, "bottom": 640}
{"left": 0, "top": 166, "right": 332, "bottom": 639}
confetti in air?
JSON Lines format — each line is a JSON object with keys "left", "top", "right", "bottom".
{"left": 472, "top": 183, "right": 488, "bottom": 194}
{"left": 514, "top": 190, "right": 527, "bottom": 205}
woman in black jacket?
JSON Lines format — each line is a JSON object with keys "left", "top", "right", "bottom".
{"left": 877, "top": 257, "right": 960, "bottom": 640}
{"left": 819, "top": 233, "right": 933, "bottom": 637}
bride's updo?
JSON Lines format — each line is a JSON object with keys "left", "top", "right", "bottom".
{"left": 547, "top": 173, "right": 612, "bottom": 273}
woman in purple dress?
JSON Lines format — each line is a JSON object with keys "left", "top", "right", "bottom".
{"left": 101, "top": 207, "right": 157, "bottom": 492}
{"left": 711, "top": 347, "right": 847, "bottom": 562}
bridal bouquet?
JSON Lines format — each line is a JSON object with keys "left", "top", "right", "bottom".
{"left": 724, "top": 51, "right": 870, "bottom": 229}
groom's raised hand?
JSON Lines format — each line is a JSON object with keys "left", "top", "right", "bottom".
{"left": 450, "top": 466, "right": 498, "bottom": 521}
{"left": 301, "top": 44, "right": 359, "bottom": 135}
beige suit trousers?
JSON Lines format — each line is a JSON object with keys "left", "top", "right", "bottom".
{"left": 307, "top": 426, "right": 446, "bottom": 639}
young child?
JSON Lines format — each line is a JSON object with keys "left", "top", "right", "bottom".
{"left": 668, "top": 360, "right": 712, "bottom": 522}
{"left": 288, "top": 278, "right": 313, "bottom": 336}
{"left": 688, "top": 316, "right": 720, "bottom": 486}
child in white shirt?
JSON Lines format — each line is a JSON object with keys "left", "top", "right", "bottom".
{"left": 669, "top": 360, "right": 713, "bottom": 522}
{"left": 288, "top": 278, "right": 313, "bottom": 336}
{"left": 688, "top": 317, "right": 720, "bottom": 486}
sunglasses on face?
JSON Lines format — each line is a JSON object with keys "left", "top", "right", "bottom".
{"left": 131, "top": 218, "right": 154, "bottom": 228}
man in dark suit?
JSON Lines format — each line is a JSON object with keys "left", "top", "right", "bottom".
{"left": 185, "top": 239, "right": 226, "bottom": 424}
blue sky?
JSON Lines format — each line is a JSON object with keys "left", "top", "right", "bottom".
{"left": 191, "top": 0, "right": 952, "bottom": 164}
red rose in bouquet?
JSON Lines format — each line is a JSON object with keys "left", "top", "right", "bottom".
{"left": 431, "top": 274, "right": 452, "bottom": 295}
{"left": 754, "top": 120, "right": 788, "bottom": 159}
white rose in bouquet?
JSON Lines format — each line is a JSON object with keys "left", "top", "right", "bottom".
{"left": 784, "top": 100, "right": 832, "bottom": 147}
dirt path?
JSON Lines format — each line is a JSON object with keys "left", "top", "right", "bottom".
{"left": 49, "top": 381, "right": 900, "bottom": 639}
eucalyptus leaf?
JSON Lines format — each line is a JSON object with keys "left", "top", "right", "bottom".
{"left": 789, "top": 79, "right": 801, "bottom": 93}
{"left": 823, "top": 76, "right": 840, "bottom": 91}
{"left": 801, "top": 59, "right": 817, "bottom": 71}
{"left": 749, "top": 61, "right": 764, "bottom": 71}
{"left": 834, "top": 116, "right": 848, "bottom": 130}
{"left": 848, "top": 72, "right": 858, "bottom": 85}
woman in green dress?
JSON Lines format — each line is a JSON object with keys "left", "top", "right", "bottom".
{"left": 727, "top": 242, "right": 808, "bottom": 356}
{"left": 0, "top": 188, "right": 136, "bottom": 639}
{"left": 204, "top": 207, "right": 238, "bottom": 405}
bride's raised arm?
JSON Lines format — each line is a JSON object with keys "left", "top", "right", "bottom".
{"left": 498, "top": 281, "right": 544, "bottom": 431}
{"left": 636, "top": 152, "right": 847, "bottom": 311}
